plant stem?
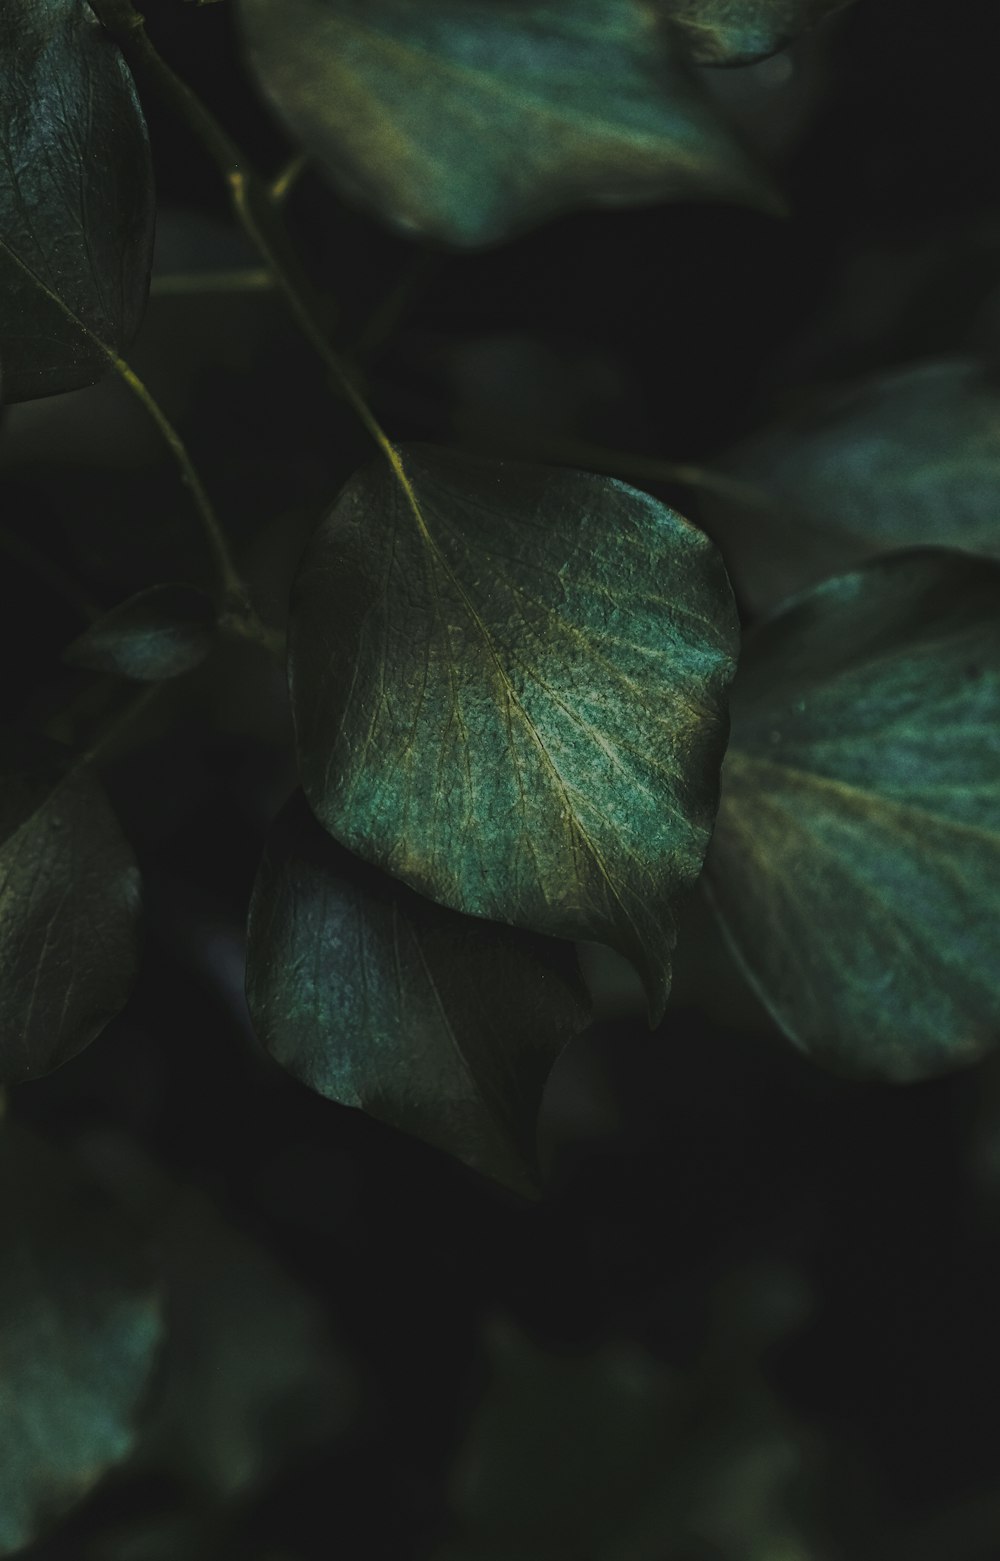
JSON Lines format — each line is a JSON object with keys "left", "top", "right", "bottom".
{"left": 112, "top": 356, "right": 246, "bottom": 603}
{"left": 78, "top": 683, "right": 163, "bottom": 770}
{"left": 151, "top": 267, "right": 275, "bottom": 297}
{"left": 531, "top": 437, "right": 769, "bottom": 508}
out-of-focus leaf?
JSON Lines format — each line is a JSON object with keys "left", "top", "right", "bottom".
{"left": 80, "top": 1133, "right": 357, "bottom": 1503}
{"left": 0, "top": 732, "right": 141, "bottom": 1082}
{"left": 246, "top": 793, "right": 592, "bottom": 1196}
{"left": 705, "top": 550, "right": 1000, "bottom": 1082}
{"left": 288, "top": 446, "right": 739, "bottom": 1021}
{"left": 236, "top": 0, "right": 779, "bottom": 248}
{"left": 0, "top": 1124, "right": 163, "bottom": 1557}
{"left": 0, "top": 0, "right": 155, "bottom": 402}
{"left": 435, "top": 1275, "right": 813, "bottom": 1561}
{"left": 63, "top": 585, "right": 217, "bottom": 681}
{"left": 669, "top": 0, "right": 856, "bottom": 66}
{"left": 702, "top": 359, "right": 1000, "bottom": 613}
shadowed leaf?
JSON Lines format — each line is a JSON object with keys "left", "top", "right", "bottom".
{"left": 0, "top": 1124, "right": 163, "bottom": 1556}
{"left": 705, "top": 550, "right": 1000, "bottom": 1081}
{"left": 0, "top": 732, "right": 142, "bottom": 1081}
{"left": 668, "top": 0, "right": 857, "bottom": 65}
{"left": 236, "top": 0, "right": 779, "bottom": 248}
{"left": 0, "top": 0, "right": 155, "bottom": 402}
{"left": 288, "top": 445, "right": 739, "bottom": 1020}
{"left": 702, "top": 359, "right": 1000, "bottom": 613}
{"left": 64, "top": 584, "right": 217, "bottom": 681}
{"left": 246, "top": 793, "right": 593, "bottom": 1195}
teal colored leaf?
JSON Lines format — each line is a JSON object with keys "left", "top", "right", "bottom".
{"left": 288, "top": 445, "right": 740, "bottom": 1021}
{"left": 236, "top": 0, "right": 779, "bottom": 248}
{"left": 703, "top": 359, "right": 1000, "bottom": 613}
{"left": 0, "top": 0, "right": 155, "bottom": 402}
{"left": 0, "top": 732, "right": 142, "bottom": 1081}
{"left": 246, "top": 793, "right": 593, "bottom": 1195}
{"left": 64, "top": 584, "right": 217, "bottom": 681}
{"left": 0, "top": 1124, "right": 164, "bottom": 1556}
{"left": 668, "top": 0, "right": 857, "bottom": 65}
{"left": 705, "top": 550, "right": 1000, "bottom": 1082}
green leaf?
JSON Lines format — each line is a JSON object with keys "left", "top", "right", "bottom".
{"left": 64, "top": 584, "right": 217, "bottom": 681}
{"left": 0, "top": 732, "right": 142, "bottom": 1081}
{"left": 668, "top": 0, "right": 856, "bottom": 66}
{"left": 703, "top": 359, "right": 1000, "bottom": 614}
{"left": 0, "top": 1124, "right": 164, "bottom": 1556}
{"left": 79, "top": 1133, "right": 357, "bottom": 1502}
{"left": 236, "top": 0, "right": 779, "bottom": 248}
{"left": 0, "top": 0, "right": 155, "bottom": 403}
{"left": 288, "top": 445, "right": 739, "bottom": 1021}
{"left": 704, "top": 550, "right": 1000, "bottom": 1082}
{"left": 246, "top": 793, "right": 593, "bottom": 1195}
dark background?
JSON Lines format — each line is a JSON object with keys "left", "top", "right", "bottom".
{"left": 5, "top": 0, "right": 1000, "bottom": 1555}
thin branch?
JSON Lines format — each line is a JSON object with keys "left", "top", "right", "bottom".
{"left": 151, "top": 266, "right": 275, "bottom": 297}
{"left": 269, "top": 151, "right": 308, "bottom": 204}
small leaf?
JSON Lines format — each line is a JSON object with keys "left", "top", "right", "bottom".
{"left": 0, "top": 0, "right": 155, "bottom": 402}
{"left": 668, "top": 0, "right": 857, "bottom": 66}
{"left": 0, "top": 732, "right": 142, "bottom": 1081}
{"left": 703, "top": 358, "right": 1000, "bottom": 613}
{"left": 705, "top": 550, "right": 1000, "bottom": 1082}
{"left": 0, "top": 1124, "right": 164, "bottom": 1556}
{"left": 288, "top": 446, "right": 739, "bottom": 1020}
{"left": 64, "top": 584, "right": 217, "bottom": 681}
{"left": 246, "top": 793, "right": 593, "bottom": 1195}
{"left": 236, "top": 0, "right": 779, "bottom": 248}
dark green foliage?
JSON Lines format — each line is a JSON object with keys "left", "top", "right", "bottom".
{"left": 247, "top": 792, "right": 593, "bottom": 1195}
{"left": 236, "top": 0, "right": 778, "bottom": 247}
{"left": 668, "top": 0, "right": 857, "bottom": 65}
{"left": 64, "top": 584, "right": 217, "bottom": 680}
{"left": 0, "top": 733, "right": 141, "bottom": 1081}
{"left": 706, "top": 551, "right": 1000, "bottom": 1080}
{"left": 288, "top": 446, "right": 739, "bottom": 1020}
{"left": 0, "top": 1125, "right": 163, "bottom": 1557}
{"left": 0, "top": 0, "right": 154, "bottom": 401}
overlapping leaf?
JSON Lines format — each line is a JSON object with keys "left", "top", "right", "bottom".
{"left": 247, "top": 793, "right": 592, "bottom": 1194}
{"left": 668, "top": 0, "right": 857, "bottom": 65}
{"left": 237, "top": 0, "right": 778, "bottom": 247}
{"left": 0, "top": 1125, "right": 163, "bottom": 1556}
{"left": 288, "top": 446, "right": 740, "bottom": 1020}
{"left": 702, "top": 358, "right": 1000, "bottom": 612}
{"left": 705, "top": 550, "right": 1000, "bottom": 1081}
{"left": 0, "top": 732, "right": 142, "bottom": 1081}
{"left": 0, "top": 0, "right": 155, "bottom": 401}
{"left": 64, "top": 584, "right": 217, "bottom": 681}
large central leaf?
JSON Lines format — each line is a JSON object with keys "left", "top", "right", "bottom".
{"left": 705, "top": 550, "right": 1000, "bottom": 1081}
{"left": 237, "top": 0, "right": 777, "bottom": 247}
{"left": 0, "top": 0, "right": 155, "bottom": 401}
{"left": 288, "top": 446, "right": 739, "bottom": 1019}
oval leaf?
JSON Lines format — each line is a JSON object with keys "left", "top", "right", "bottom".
{"left": 703, "top": 358, "right": 1000, "bottom": 613}
{"left": 0, "top": 732, "right": 142, "bottom": 1081}
{"left": 246, "top": 793, "right": 593, "bottom": 1195}
{"left": 288, "top": 445, "right": 740, "bottom": 1020}
{"left": 64, "top": 584, "right": 217, "bottom": 681}
{"left": 0, "top": 1124, "right": 163, "bottom": 1556}
{"left": 704, "top": 550, "right": 1000, "bottom": 1082}
{"left": 0, "top": 0, "right": 155, "bottom": 403}
{"left": 236, "top": 0, "right": 778, "bottom": 248}
{"left": 668, "top": 0, "right": 857, "bottom": 66}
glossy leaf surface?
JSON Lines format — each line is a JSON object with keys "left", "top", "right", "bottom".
{"left": 247, "top": 793, "right": 593, "bottom": 1195}
{"left": 288, "top": 446, "right": 740, "bottom": 1020}
{"left": 237, "top": 0, "right": 777, "bottom": 247}
{"left": 705, "top": 551, "right": 1000, "bottom": 1081}
{"left": 704, "top": 359, "right": 1000, "bottom": 612}
{"left": 0, "top": 1125, "right": 163, "bottom": 1556}
{"left": 0, "top": 0, "right": 155, "bottom": 402}
{"left": 669, "top": 0, "right": 856, "bottom": 65}
{"left": 64, "top": 584, "right": 217, "bottom": 681}
{"left": 0, "top": 733, "right": 142, "bottom": 1081}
